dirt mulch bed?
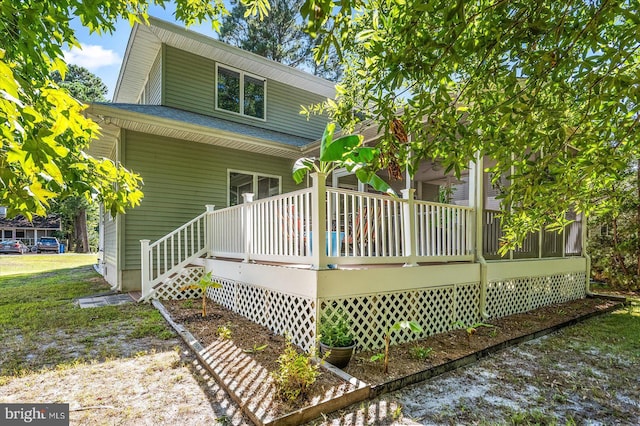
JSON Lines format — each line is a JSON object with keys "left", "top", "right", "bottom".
{"left": 163, "top": 296, "right": 620, "bottom": 419}
{"left": 162, "top": 300, "right": 355, "bottom": 419}
{"left": 343, "top": 297, "right": 620, "bottom": 386}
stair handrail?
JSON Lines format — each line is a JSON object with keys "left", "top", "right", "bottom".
{"left": 141, "top": 206, "right": 214, "bottom": 300}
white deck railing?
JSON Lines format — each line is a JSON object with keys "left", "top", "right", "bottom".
{"left": 205, "top": 178, "right": 474, "bottom": 267}
{"left": 210, "top": 204, "right": 244, "bottom": 258}
{"left": 140, "top": 174, "right": 477, "bottom": 296}
{"left": 414, "top": 200, "right": 473, "bottom": 259}
{"left": 250, "top": 188, "right": 313, "bottom": 262}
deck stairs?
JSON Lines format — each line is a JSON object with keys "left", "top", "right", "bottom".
{"left": 140, "top": 211, "right": 210, "bottom": 302}
{"left": 142, "top": 261, "right": 206, "bottom": 301}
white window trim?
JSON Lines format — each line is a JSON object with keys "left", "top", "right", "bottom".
{"left": 227, "top": 169, "right": 282, "bottom": 206}
{"left": 215, "top": 63, "right": 267, "bottom": 121}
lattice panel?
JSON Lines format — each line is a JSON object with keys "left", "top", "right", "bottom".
{"left": 208, "top": 276, "right": 316, "bottom": 351}
{"left": 455, "top": 282, "right": 481, "bottom": 326}
{"left": 235, "top": 283, "right": 268, "bottom": 324}
{"left": 153, "top": 267, "right": 205, "bottom": 300}
{"left": 485, "top": 271, "right": 586, "bottom": 319}
{"left": 264, "top": 292, "right": 316, "bottom": 350}
{"left": 320, "top": 282, "right": 480, "bottom": 351}
{"left": 485, "top": 278, "right": 531, "bottom": 318}
{"left": 207, "top": 277, "right": 236, "bottom": 310}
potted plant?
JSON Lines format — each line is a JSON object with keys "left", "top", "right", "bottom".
{"left": 318, "top": 308, "right": 356, "bottom": 368}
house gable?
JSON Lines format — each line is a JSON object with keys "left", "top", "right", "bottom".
{"left": 162, "top": 45, "right": 328, "bottom": 140}
{"left": 113, "top": 17, "right": 333, "bottom": 141}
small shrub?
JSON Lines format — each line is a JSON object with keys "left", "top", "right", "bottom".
{"left": 370, "top": 353, "right": 385, "bottom": 363}
{"left": 370, "top": 320, "right": 423, "bottom": 373}
{"left": 271, "top": 339, "right": 320, "bottom": 401}
{"left": 217, "top": 325, "right": 232, "bottom": 340}
{"left": 243, "top": 344, "right": 268, "bottom": 354}
{"left": 180, "top": 271, "right": 222, "bottom": 317}
{"left": 409, "top": 345, "right": 433, "bottom": 360}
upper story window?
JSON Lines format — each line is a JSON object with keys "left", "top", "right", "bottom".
{"left": 216, "top": 64, "right": 266, "bottom": 120}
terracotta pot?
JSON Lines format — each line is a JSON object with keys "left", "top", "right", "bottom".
{"left": 319, "top": 342, "right": 355, "bottom": 368}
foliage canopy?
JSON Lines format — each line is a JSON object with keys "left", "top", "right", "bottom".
{"left": 0, "top": 0, "right": 267, "bottom": 219}
{"left": 301, "top": 0, "right": 640, "bottom": 250}
{"left": 219, "top": 0, "right": 342, "bottom": 80}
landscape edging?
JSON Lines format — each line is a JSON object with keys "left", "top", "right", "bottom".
{"left": 152, "top": 300, "right": 370, "bottom": 426}
{"left": 369, "top": 297, "right": 624, "bottom": 398}
{"left": 154, "top": 297, "right": 624, "bottom": 422}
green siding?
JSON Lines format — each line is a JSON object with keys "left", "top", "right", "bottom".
{"left": 164, "top": 47, "right": 214, "bottom": 115}
{"left": 122, "top": 130, "right": 300, "bottom": 271}
{"left": 163, "top": 46, "right": 328, "bottom": 140}
{"left": 148, "top": 49, "right": 162, "bottom": 104}
{"left": 103, "top": 212, "right": 117, "bottom": 265}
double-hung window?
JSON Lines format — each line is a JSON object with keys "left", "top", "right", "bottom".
{"left": 216, "top": 64, "right": 266, "bottom": 120}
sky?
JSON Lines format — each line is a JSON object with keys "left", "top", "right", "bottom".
{"left": 67, "top": 4, "right": 219, "bottom": 100}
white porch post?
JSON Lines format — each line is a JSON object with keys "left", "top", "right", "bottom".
{"left": 205, "top": 204, "right": 215, "bottom": 258}
{"left": 401, "top": 189, "right": 418, "bottom": 267}
{"left": 581, "top": 213, "right": 590, "bottom": 290}
{"left": 242, "top": 194, "right": 254, "bottom": 263}
{"left": 470, "top": 155, "right": 484, "bottom": 261}
{"left": 140, "top": 239, "right": 150, "bottom": 298}
{"left": 311, "top": 173, "right": 328, "bottom": 270}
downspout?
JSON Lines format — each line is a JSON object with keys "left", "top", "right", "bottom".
{"left": 478, "top": 256, "right": 490, "bottom": 319}
{"left": 582, "top": 213, "right": 594, "bottom": 296}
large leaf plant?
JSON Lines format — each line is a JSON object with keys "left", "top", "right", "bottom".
{"left": 292, "top": 123, "right": 396, "bottom": 196}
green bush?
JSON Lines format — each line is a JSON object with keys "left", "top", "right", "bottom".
{"left": 319, "top": 308, "right": 354, "bottom": 347}
{"left": 271, "top": 339, "right": 320, "bottom": 401}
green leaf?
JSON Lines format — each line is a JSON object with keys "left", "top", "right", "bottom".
{"left": 292, "top": 158, "right": 317, "bottom": 184}
{"left": 320, "top": 134, "right": 362, "bottom": 162}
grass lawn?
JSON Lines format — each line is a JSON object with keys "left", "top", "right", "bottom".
{"left": 0, "top": 253, "right": 97, "bottom": 276}
{"left": 0, "top": 260, "right": 177, "bottom": 377}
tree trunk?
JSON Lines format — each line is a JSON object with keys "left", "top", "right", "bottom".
{"left": 74, "top": 208, "right": 89, "bottom": 253}
{"left": 636, "top": 159, "right": 640, "bottom": 277}
{"left": 611, "top": 217, "right": 629, "bottom": 276}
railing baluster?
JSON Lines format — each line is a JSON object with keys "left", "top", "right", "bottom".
{"left": 163, "top": 239, "right": 167, "bottom": 274}
{"left": 448, "top": 206, "right": 453, "bottom": 256}
{"left": 155, "top": 245, "right": 160, "bottom": 279}
{"left": 170, "top": 235, "right": 175, "bottom": 269}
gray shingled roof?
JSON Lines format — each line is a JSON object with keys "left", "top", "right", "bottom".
{"left": 97, "top": 104, "right": 313, "bottom": 148}
{"left": 0, "top": 215, "right": 61, "bottom": 229}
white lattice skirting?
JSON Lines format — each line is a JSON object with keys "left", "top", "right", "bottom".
{"left": 152, "top": 268, "right": 586, "bottom": 353}
{"left": 207, "top": 277, "right": 317, "bottom": 351}
{"left": 153, "top": 267, "right": 206, "bottom": 300}
{"left": 320, "top": 282, "right": 481, "bottom": 351}
{"left": 485, "top": 271, "right": 586, "bottom": 319}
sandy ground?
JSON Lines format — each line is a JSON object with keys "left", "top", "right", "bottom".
{"left": 1, "top": 347, "right": 251, "bottom": 425}
{"left": 2, "top": 308, "right": 637, "bottom": 425}
{"left": 316, "top": 326, "right": 640, "bottom": 425}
